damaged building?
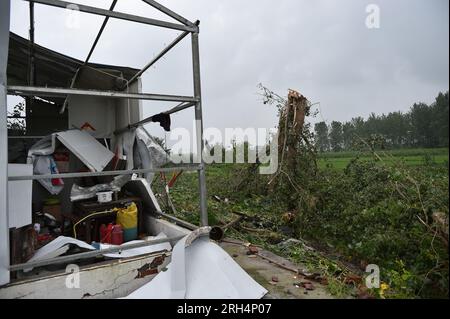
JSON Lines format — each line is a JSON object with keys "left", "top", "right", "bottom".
{"left": 0, "top": 0, "right": 267, "bottom": 299}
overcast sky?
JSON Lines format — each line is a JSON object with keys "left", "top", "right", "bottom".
{"left": 9, "top": 0, "right": 449, "bottom": 147}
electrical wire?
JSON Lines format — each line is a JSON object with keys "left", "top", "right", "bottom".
{"left": 72, "top": 209, "right": 116, "bottom": 239}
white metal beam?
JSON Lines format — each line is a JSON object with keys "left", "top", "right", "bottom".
{"left": 8, "top": 165, "right": 202, "bottom": 182}
{"left": 8, "top": 86, "right": 199, "bottom": 103}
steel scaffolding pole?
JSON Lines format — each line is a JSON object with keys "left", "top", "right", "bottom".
{"left": 127, "top": 28, "right": 195, "bottom": 86}
{"left": 23, "top": 0, "right": 197, "bottom": 32}
{"left": 191, "top": 30, "right": 208, "bottom": 227}
{"left": 8, "top": 165, "right": 202, "bottom": 182}
{"left": 141, "top": 0, "right": 195, "bottom": 27}
{"left": 7, "top": 86, "right": 198, "bottom": 103}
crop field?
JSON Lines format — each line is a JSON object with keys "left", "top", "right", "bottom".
{"left": 318, "top": 148, "right": 449, "bottom": 170}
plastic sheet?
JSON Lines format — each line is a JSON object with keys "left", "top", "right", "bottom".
{"left": 70, "top": 175, "right": 131, "bottom": 202}
{"left": 33, "top": 155, "right": 64, "bottom": 195}
{"left": 134, "top": 126, "right": 170, "bottom": 184}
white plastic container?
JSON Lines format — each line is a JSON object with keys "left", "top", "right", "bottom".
{"left": 96, "top": 191, "right": 113, "bottom": 203}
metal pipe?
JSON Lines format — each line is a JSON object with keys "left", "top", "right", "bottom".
{"left": 26, "top": 1, "right": 35, "bottom": 132}
{"left": 191, "top": 31, "right": 208, "bottom": 227}
{"left": 85, "top": 0, "right": 117, "bottom": 64}
{"left": 59, "top": 0, "right": 118, "bottom": 114}
{"left": 209, "top": 216, "right": 244, "bottom": 241}
{"left": 9, "top": 235, "right": 185, "bottom": 271}
{"left": 8, "top": 165, "right": 202, "bottom": 181}
{"left": 23, "top": 0, "right": 196, "bottom": 32}
{"left": 155, "top": 210, "right": 237, "bottom": 243}
{"left": 8, "top": 136, "right": 44, "bottom": 139}
{"left": 156, "top": 211, "right": 198, "bottom": 231}
{"left": 59, "top": 68, "right": 80, "bottom": 114}
{"left": 128, "top": 29, "right": 193, "bottom": 86}
{"left": 114, "top": 101, "right": 196, "bottom": 135}
{"left": 28, "top": 1, "right": 35, "bottom": 86}
{"left": 8, "top": 86, "right": 199, "bottom": 103}
{"left": 141, "top": 0, "right": 195, "bottom": 27}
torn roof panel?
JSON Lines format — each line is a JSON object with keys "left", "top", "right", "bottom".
{"left": 55, "top": 130, "right": 114, "bottom": 172}
{"left": 7, "top": 32, "right": 140, "bottom": 102}
{"left": 124, "top": 237, "right": 268, "bottom": 299}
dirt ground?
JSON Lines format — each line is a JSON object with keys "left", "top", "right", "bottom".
{"left": 220, "top": 239, "right": 336, "bottom": 299}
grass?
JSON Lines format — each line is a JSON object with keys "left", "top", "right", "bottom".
{"left": 318, "top": 148, "right": 449, "bottom": 170}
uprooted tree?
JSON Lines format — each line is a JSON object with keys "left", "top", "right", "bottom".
{"left": 257, "top": 84, "right": 318, "bottom": 211}
{"left": 229, "top": 85, "right": 449, "bottom": 298}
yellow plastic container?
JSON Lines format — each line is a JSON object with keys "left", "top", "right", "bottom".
{"left": 115, "top": 202, "right": 138, "bottom": 242}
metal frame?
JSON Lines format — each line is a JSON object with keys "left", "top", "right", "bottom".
{"left": 2, "top": 0, "right": 209, "bottom": 282}
{"left": 22, "top": 0, "right": 198, "bottom": 32}
{"left": 9, "top": 235, "right": 184, "bottom": 271}
{"left": 9, "top": 165, "right": 202, "bottom": 181}
{"left": 7, "top": 86, "right": 199, "bottom": 103}
{"left": 114, "top": 101, "right": 196, "bottom": 135}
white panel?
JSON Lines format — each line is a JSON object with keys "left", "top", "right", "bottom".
{"left": 25, "top": 236, "right": 96, "bottom": 272}
{"left": 115, "top": 79, "right": 143, "bottom": 132}
{"left": 68, "top": 95, "right": 116, "bottom": 139}
{"left": 56, "top": 130, "right": 114, "bottom": 172}
{"left": 8, "top": 164, "right": 33, "bottom": 229}
{"left": 124, "top": 238, "right": 268, "bottom": 299}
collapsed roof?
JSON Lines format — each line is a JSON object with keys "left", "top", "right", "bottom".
{"left": 7, "top": 32, "right": 139, "bottom": 103}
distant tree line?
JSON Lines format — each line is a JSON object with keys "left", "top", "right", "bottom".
{"left": 314, "top": 91, "right": 449, "bottom": 152}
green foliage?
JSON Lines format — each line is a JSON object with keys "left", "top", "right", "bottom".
{"left": 314, "top": 121, "right": 329, "bottom": 152}
{"left": 7, "top": 100, "right": 26, "bottom": 133}
{"left": 166, "top": 152, "right": 448, "bottom": 298}
{"left": 315, "top": 91, "right": 449, "bottom": 151}
{"left": 295, "top": 157, "right": 449, "bottom": 298}
{"left": 329, "top": 121, "right": 344, "bottom": 152}
{"left": 165, "top": 87, "right": 448, "bottom": 299}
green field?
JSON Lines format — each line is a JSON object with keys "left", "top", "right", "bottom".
{"left": 318, "top": 148, "right": 449, "bottom": 170}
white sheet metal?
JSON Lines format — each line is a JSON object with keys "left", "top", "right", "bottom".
{"left": 68, "top": 95, "right": 116, "bottom": 139}
{"left": 124, "top": 178, "right": 162, "bottom": 213}
{"left": 24, "top": 233, "right": 172, "bottom": 272}
{"left": 124, "top": 237, "right": 268, "bottom": 299}
{"left": 24, "top": 236, "right": 96, "bottom": 272}
{"left": 8, "top": 164, "right": 33, "bottom": 228}
{"left": 101, "top": 232, "right": 171, "bottom": 259}
{"left": 55, "top": 130, "right": 114, "bottom": 172}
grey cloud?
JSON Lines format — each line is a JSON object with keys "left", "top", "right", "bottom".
{"left": 9, "top": 0, "right": 449, "bottom": 143}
